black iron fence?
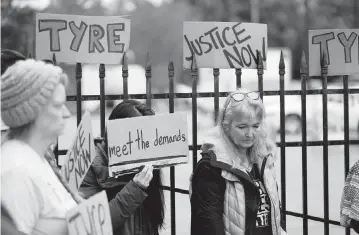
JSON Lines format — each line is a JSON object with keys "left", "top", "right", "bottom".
{"left": 52, "top": 51, "right": 359, "bottom": 235}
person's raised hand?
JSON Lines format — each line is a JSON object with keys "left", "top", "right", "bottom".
{"left": 133, "top": 165, "right": 153, "bottom": 189}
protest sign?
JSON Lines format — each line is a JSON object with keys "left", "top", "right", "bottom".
{"left": 308, "top": 29, "right": 359, "bottom": 76}
{"left": 183, "top": 21, "right": 267, "bottom": 69}
{"left": 36, "top": 13, "right": 131, "bottom": 64}
{"left": 107, "top": 112, "right": 189, "bottom": 177}
{"left": 62, "top": 111, "right": 96, "bottom": 191}
{"left": 66, "top": 191, "right": 113, "bottom": 235}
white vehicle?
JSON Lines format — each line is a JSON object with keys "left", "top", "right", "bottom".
{"left": 265, "top": 81, "right": 359, "bottom": 136}
{"left": 196, "top": 47, "right": 298, "bottom": 135}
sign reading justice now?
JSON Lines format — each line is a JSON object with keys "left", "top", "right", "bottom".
{"left": 61, "top": 111, "right": 96, "bottom": 192}
{"left": 36, "top": 13, "right": 131, "bottom": 64}
{"left": 107, "top": 112, "right": 189, "bottom": 177}
{"left": 183, "top": 21, "right": 267, "bottom": 69}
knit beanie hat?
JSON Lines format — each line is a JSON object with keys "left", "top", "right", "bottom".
{"left": 1, "top": 59, "right": 67, "bottom": 128}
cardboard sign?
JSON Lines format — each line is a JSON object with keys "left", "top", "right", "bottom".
{"left": 66, "top": 191, "right": 113, "bottom": 235}
{"left": 107, "top": 112, "right": 189, "bottom": 176}
{"left": 36, "top": 13, "right": 131, "bottom": 64}
{"left": 308, "top": 29, "right": 359, "bottom": 76}
{"left": 183, "top": 21, "right": 267, "bottom": 69}
{"left": 62, "top": 111, "right": 96, "bottom": 191}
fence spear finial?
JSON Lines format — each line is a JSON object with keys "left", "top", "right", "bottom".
{"left": 52, "top": 53, "right": 57, "bottom": 65}
{"left": 191, "top": 53, "right": 197, "bottom": 70}
{"left": 257, "top": 50, "right": 263, "bottom": 70}
{"left": 168, "top": 59, "right": 174, "bottom": 77}
{"left": 320, "top": 50, "right": 328, "bottom": 75}
{"left": 300, "top": 50, "right": 307, "bottom": 74}
{"left": 279, "top": 50, "right": 285, "bottom": 70}
{"left": 122, "top": 52, "right": 128, "bottom": 71}
{"left": 145, "top": 52, "right": 151, "bottom": 71}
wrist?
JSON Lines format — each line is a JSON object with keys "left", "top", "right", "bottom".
{"left": 133, "top": 180, "right": 147, "bottom": 190}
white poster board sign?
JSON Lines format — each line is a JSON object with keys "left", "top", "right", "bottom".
{"left": 36, "top": 13, "right": 131, "bottom": 64}
{"left": 66, "top": 191, "right": 113, "bottom": 235}
{"left": 183, "top": 21, "right": 267, "bottom": 69}
{"left": 107, "top": 112, "right": 189, "bottom": 177}
{"left": 308, "top": 29, "right": 359, "bottom": 76}
{"left": 62, "top": 111, "right": 96, "bottom": 191}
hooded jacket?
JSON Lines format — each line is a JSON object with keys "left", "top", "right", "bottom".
{"left": 190, "top": 126, "right": 287, "bottom": 235}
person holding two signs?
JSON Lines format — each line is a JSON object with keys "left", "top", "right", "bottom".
{"left": 1, "top": 51, "right": 82, "bottom": 235}
{"left": 80, "top": 100, "right": 164, "bottom": 235}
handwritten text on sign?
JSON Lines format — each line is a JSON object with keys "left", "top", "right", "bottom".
{"left": 107, "top": 112, "right": 189, "bottom": 176}
{"left": 66, "top": 191, "right": 113, "bottom": 235}
{"left": 36, "top": 13, "right": 131, "bottom": 64}
{"left": 309, "top": 29, "right": 359, "bottom": 76}
{"left": 183, "top": 22, "right": 267, "bottom": 69}
{"left": 62, "top": 111, "right": 95, "bottom": 191}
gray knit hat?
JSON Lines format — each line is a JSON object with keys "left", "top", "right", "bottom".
{"left": 1, "top": 59, "right": 67, "bottom": 128}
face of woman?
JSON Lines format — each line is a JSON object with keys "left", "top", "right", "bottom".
{"left": 228, "top": 111, "right": 262, "bottom": 150}
{"left": 35, "top": 84, "right": 70, "bottom": 140}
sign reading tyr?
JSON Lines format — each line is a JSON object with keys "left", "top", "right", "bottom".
{"left": 36, "top": 13, "right": 131, "bottom": 64}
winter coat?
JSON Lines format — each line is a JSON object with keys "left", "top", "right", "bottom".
{"left": 79, "top": 140, "right": 155, "bottom": 235}
{"left": 190, "top": 127, "right": 287, "bottom": 235}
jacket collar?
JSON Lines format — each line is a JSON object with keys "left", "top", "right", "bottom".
{"left": 201, "top": 126, "right": 274, "bottom": 186}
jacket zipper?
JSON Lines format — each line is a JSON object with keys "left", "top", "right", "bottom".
{"left": 260, "top": 157, "right": 279, "bottom": 235}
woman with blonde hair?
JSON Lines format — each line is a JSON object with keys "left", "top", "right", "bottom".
{"left": 190, "top": 89, "right": 287, "bottom": 235}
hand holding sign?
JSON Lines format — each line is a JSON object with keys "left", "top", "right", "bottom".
{"left": 133, "top": 165, "right": 153, "bottom": 189}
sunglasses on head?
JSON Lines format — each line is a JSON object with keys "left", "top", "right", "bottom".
{"left": 230, "top": 91, "right": 260, "bottom": 102}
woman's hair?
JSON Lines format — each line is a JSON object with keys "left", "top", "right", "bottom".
{"left": 106, "top": 100, "right": 165, "bottom": 232}
{"left": 217, "top": 88, "right": 277, "bottom": 163}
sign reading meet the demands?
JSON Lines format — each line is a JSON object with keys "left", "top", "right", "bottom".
{"left": 36, "top": 13, "right": 131, "bottom": 64}
{"left": 183, "top": 21, "right": 267, "bottom": 69}
{"left": 66, "top": 191, "right": 113, "bottom": 235}
{"left": 107, "top": 112, "right": 189, "bottom": 176}
{"left": 62, "top": 111, "right": 96, "bottom": 191}
{"left": 309, "top": 29, "right": 359, "bottom": 76}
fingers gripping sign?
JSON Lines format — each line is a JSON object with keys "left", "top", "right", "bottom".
{"left": 133, "top": 165, "right": 153, "bottom": 189}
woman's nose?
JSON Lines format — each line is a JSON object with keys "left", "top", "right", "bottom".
{"left": 246, "top": 128, "right": 254, "bottom": 137}
{"left": 63, "top": 105, "right": 71, "bottom": 119}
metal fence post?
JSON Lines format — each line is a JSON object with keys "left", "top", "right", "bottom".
{"left": 279, "top": 50, "right": 287, "bottom": 230}
{"left": 122, "top": 52, "right": 129, "bottom": 101}
{"left": 168, "top": 59, "right": 176, "bottom": 235}
{"left": 76, "top": 63, "right": 82, "bottom": 125}
{"left": 99, "top": 63, "right": 106, "bottom": 137}
{"left": 300, "top": 51, "right": 308, "bottom": 235}
{"left": 321, "top": 52, "right": 329, "bottom": 235}
{"left": 191, "top": 55, "right": 198, "bottom": 170}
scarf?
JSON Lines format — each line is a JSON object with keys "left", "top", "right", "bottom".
{"left": 340, "top": 160, "right": 359, "bottom": 227}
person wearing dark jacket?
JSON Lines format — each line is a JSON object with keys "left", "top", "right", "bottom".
{"left": 80, "top": 100, "right": 165, "bottom": 235}
{"left": 190, "top": 89, "right": 287, "bottom": 235}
